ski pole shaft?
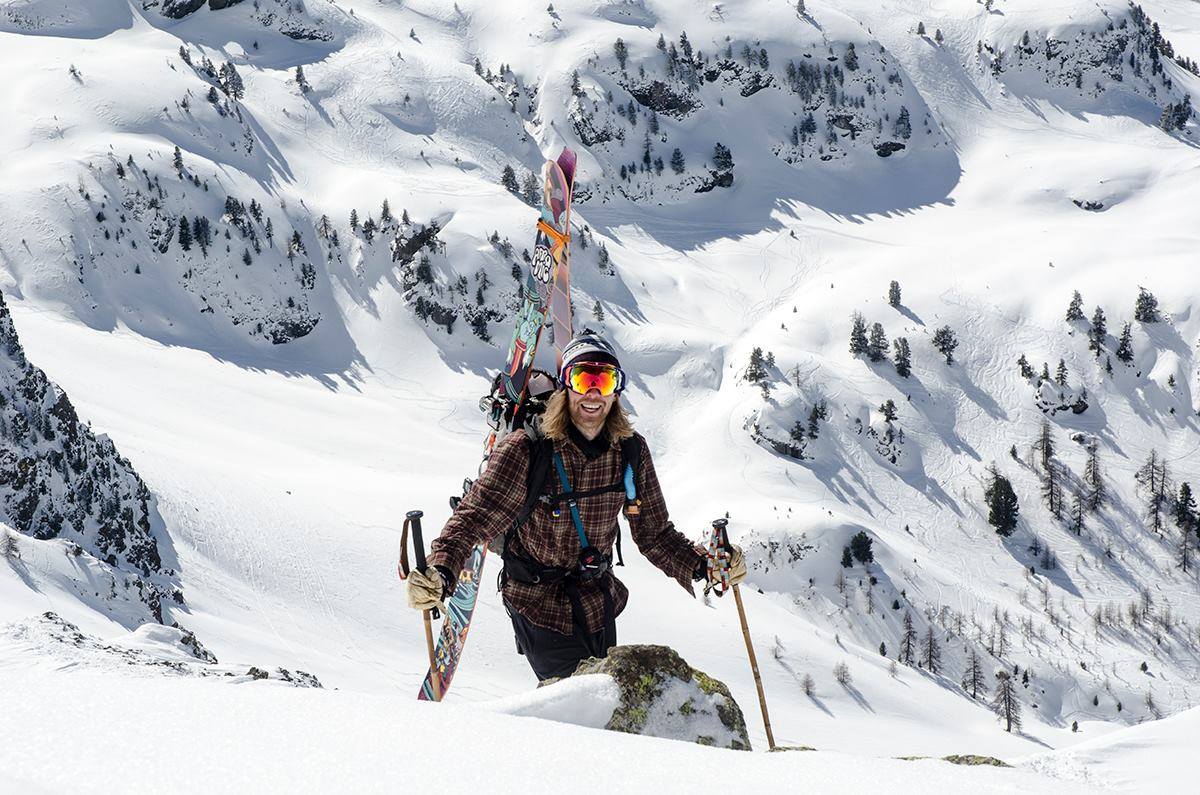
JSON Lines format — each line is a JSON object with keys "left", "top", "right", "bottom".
{"left": 406, "top": 510, "right": 442, "bottom": 702}
{"left": 732, "top": 583, "right": 775, "bottom": 751}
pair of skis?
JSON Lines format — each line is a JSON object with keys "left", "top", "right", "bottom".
{"left": 402, "top": 148, "right": 577, "bottom": 702}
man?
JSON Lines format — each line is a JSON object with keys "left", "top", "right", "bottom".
{"left": 406, "top": 333, "right": 746, "bottom": 680}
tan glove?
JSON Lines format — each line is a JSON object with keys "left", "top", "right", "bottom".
{"left": 728, "top": 545, "right": 747, "bottom": 586}
{"left": 406, "top": 567, "right": 447, "bottom": 614}
{"left": 706, "top": 545, "right": 748, "bottom": 591}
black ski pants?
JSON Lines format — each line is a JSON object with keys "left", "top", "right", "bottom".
{"left": 508, "top": 608, "right": 617, "bottom": 681}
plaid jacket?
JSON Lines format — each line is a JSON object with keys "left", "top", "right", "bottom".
{"left": 427, "top": 428, "right": 701, "bottom": 635}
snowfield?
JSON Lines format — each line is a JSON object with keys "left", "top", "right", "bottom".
{"left": 2, "top": 0, "right": 1199, "bottom": 789}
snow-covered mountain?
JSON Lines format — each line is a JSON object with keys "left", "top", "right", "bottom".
{"left": 2, "top": 0, "right": 1199, "bottom": 788}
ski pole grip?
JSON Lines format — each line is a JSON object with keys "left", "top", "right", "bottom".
{"left": 407, "top": 510, "right": 427, "bottom": 571}
{"left": 712, "top": 518, "right": 731, "bottom": 552}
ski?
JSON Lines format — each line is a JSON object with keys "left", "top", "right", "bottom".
{"left": 416, "top": 149, "right": 576, "bottom": 701}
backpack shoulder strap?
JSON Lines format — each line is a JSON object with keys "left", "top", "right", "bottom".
{"left": 503, "top": 432, "right": 554, "bottom": 557}
{"left": 613, "top": 434, "right": 644, "bottom": 568}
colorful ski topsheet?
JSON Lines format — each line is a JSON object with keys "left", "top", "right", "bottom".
{"left": 502, "top": 156, "right": 574, "bottom": 401}
{"left": 419, "top": 545, "right": 483, "bottom": 700}
{"left": 549, "top": 149, "right": 577, "bottom": 368}
{"left": 417, "top": 148, "right": 576, "bottom": 701}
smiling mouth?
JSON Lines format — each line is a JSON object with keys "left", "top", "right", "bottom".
{"left": 580, "top": 401, "right": 603, "bottom": 416}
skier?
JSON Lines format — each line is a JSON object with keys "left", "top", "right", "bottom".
{"left": 406, "top": 333, "right": 747, "bottom": 680}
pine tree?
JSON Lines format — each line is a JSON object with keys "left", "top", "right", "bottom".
{"left": 500, "top": 165, "right": 520, "bottom": 193}
{"left": 867, "top": 322, "right": 888, "bottom": 362}
{"left": 592, "top": 300, "right": 605, "bottom": 323}
{"left": 1136, "top": 450, "right": 1172, "bottom": 534}
{"left": 670, "top": 147, "right": 686, "bottom": 174}
{"left": 712, "top": 142, "right": 734, "bottom": 171}
{"left": 917, "top": 21, "right": 926, "bottom": 35}
{"left": 1042, "top": 460, "right": 1064, "bottom": 520}
{"left": 1175, "top": 482, "right": 1197, "bottom": 534}
{"left": 893, "top": 107, "right": 912, "bottom": 140}
{"left": 900, "top": 612, "right": 917, "bottom": 664}
{"left": 177, "top": 215, "right": 192, "bottom": 251}
{"left": 844, "top": 43, "right": 859, "bottom": 71}
{"left": 521, "top": 171, "right": 540, "bottom": 205}
{"left": 893, "top": 337, "right": 912, "bottom": 377}
{"left": 879, "top": 400, "right": 898, "bottom": 423}
{"left": 1016, "top": 354, "right": 1034, "bottom": 379}
{"left": 295, "top": 65, "right": 308, "bottom": 91}
{"left": 349, "top": 209, "right": 358, "bottom": 231}
{"left": 807, "top": 401, "right": 827, "bottom": 439}
{"left": 1134, "top": 287, "right": 1160, "bottom": 323}
{"left": 1088, "top": 306, "right": 1107, "bottom": 356}
{"left": 849, "top": 531, "right": 874, "bottom": 564}
{"left": 963, "top": 649, "right": 986, "bottom": 699}
{"left": 932, "top": 326, "right": 958, "bottom": 364}
{"left": 935, "top": 28, "right": 944, "bottom": 44}
{"left": 986, "top": 467, "right": 1020, "bottom": 536}
{"left": 1070, "top": 489, "right": 1085, "bottom": 535}
{"left": 888, "top": 280, "right": 901, "bottom": 307}
{"left": 570, "top": 69, "right": 582, "bottom": 96}
{"left": 1066, "top": 290, "right": 1085, "bottom": 322}
{"left": 841, "top": 546, "right": 853, "bottom": 568}
{"left": 1035, "top": 421, "right": 1056, "bottom": 471}
{"left": 849, "top": 312, "right": 869, "bottom": 356}
{"left": 1055, "top": 359, "right": 1068, "bottom": 386}
{"left": 1116, "top": 322, "right": 1134, "bottom": 363}
{"left": 922, "top": 625, "right": 941, "bottom": 674}
{"left": 879, "top": 641, "right": 887, "bottom": 656}
{"left": 746, "top": 347, "right": 768, "bottom": 383}
{"left": 380, "top": 199, "right": 392, "bottom": 223}
{"left": 173, "top": 145, "right": 184, "bottom": 172}
{"left": 992, "top": 670, "right": 1022, "bottom": 732}
{"left": 614, "top": 38, "right": 628, "bottom": 70}
{"left": 1177, "top": 528, "right": 1193, "bottom": 573}
{"left": 1084, "top": 442, "right": 1106, "bottom": 511}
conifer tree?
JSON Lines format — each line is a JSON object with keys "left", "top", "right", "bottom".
{"left": 173, "top": 145, "right": 184, "bottom": 172}
{"left": 1042, "top": 460, "right": 1064, "bottom": 520}
{"left": 670, "top": 147, "right": 686, "bottom": 174}
{"left": 1035, "top": 421, "right": 1055, "bottom": 471}
{"left": 992, "top": 670, "right": 1022, "bottom": 732}
{"left": 1070, "top": 489, "right": 1085, "bottom": 535}
{"left": 900, "top": 612, "right": 917, "bottom": 664}
{"left": 893, "top": 337, "right": 912, "bottom": 377}
{"left": 1084, "top": 442, "right": 1106, "bottom": 511}
{"left": 349, "top": 209, "right": 358, "bottom": 231}
{"left": 521, "top": 171, "right": 540, "bottom": 205}
{"left": 1088, "top": 306, "right": 1107, "bottom": 356}
{"left": 500, "top": 165, "right": 520, "bottom": 193}
{"left": 986, "top": 467, "right": 1019, "bottom": 536}
{"left": 849, "top": 531, "right": 874, "bottom": 564}
{"left": 867, "top": 322, "right": 888, "bottom": 362}
{"left": 1066, "top": 290, "right": 1085, "bottom": 322}
{"left": 1055, "top": 359, "right": 1069, "bottom": 386}
{"left": 1116, "top": 322, "right": 1134, "bottom": 363}
{"left": 613, "top": 38, "right": 628, "bottom": 70}
{"left": 380, "top": 199, "right": 392, "bottom": 223}
{"left": 177, "top": 215, "right": 192, "bottom": 251}
{"left": 932, "top": 325, "right": 958, "bottom": 364}
{"left": 888, "top": 280, "right": 901, "bottom": 307}
{"left": 1016, "top": 354, "right": 1034, "bottom": 379}
{"left": 963, "top": 648, "right": 986, "bottom": 699}
{"left": 1175, "top": 482, "right": 1197, "bottom": 535}
{"left": 849, "top": 312, "right": 868, "bottom": 356}
{"left": 922, "top": 625, "right": 941, "bottom": 674}
{"left": 841, "top": 546, "right": 853, "bottom": 568}
{"left": 1134, "top": 287, "right": 1160, "bottom": 323}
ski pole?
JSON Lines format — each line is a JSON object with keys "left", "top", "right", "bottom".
{"left": 713, "top": 518, "right": 776, "bottom": 751}
{"left": 400, "top": 509, "right": 442, "bottom": 701}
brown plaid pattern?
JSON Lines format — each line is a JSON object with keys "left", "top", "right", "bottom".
{"left": 428, "top": 429, "right": 700, "bottom": 635}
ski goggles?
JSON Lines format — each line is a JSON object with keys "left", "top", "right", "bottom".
{"left": 562, "top": 362, "right": 625, "bottom": 396}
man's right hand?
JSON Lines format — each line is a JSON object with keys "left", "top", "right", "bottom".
{"left": 406, "top": 567, "right": 448, "bottom": 614}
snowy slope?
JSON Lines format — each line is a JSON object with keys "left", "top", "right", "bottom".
{"left": 1, "top": 0, "right": 1199, "bottom": 785}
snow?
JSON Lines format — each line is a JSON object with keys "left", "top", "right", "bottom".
{"left": 0, "top": 666, "right": 1108, "bottom": 793}
{"left": 1, "top": 0, "right": 1199, "bottom": 787}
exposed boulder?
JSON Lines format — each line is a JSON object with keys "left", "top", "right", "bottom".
{"left": 570, "top": 644, "right": 751, "bottom": 750}
{"left": 157, "top": 0, "right": 206, "bottom": 19}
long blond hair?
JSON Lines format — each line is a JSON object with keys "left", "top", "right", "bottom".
{"left": 539, "top": 389, "right": 634, "bottom": 442}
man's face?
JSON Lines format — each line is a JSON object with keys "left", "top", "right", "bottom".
{"left": 566, "top": 384, "right": 615, "bottom": 439}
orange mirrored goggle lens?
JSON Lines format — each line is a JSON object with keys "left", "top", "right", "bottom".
{"left": 566, "top": 363, "right": 623, "bottom": 396}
